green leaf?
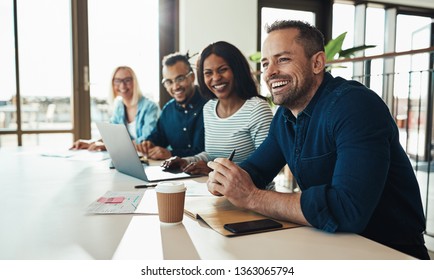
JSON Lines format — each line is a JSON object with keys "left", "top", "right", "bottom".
{"left": 249, "top": 52, "right": 262, "bottom": 63}
{"left": 339, "top": 45, "right": 376, "bottom": 58}
{"left": 325, "top": 32, "right": 346, "bottom": 61}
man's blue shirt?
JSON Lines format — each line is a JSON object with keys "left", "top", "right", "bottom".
{"left": 146, "top": 86, "right": 206, "bottom": 157}
{"left": 240, "top": 72, "right": 426, "bottom": 247}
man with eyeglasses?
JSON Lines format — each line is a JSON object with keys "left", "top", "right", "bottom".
{"left": 136, "top": 52, "right": 207, "bottom": 159}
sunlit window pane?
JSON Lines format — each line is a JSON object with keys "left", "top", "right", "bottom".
{"left": 365, "top": 7, "right": 385, "bottom": 96}
{"left": 331, "top": 3, "right": 355, "bottom": 79}
{"left": 17, "top": 0, "right": 73, "bottom": 131}
{"left": 0, "top": 0, "right": 17, "bottom": 132}
{"left": 88, "top": 0, "right": 159, "bottom": 139}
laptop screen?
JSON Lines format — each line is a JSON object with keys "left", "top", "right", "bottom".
{"left": 96, "top": 122, "right": 202, "bottom": 182}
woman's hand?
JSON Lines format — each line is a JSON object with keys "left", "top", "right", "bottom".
{"left": 161, "top": 156, "right": 188, "bottom": 170}
{"left": 87, "top": 141, "right": 106, "bottom": 151}
{"left": 182, "top": 161, "right": 212, "bottom": 175}
{"left": 70, "top": 139, "right": 106, "bottom": 151}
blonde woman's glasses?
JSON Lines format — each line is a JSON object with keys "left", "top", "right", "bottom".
{"left": 113, "top": 77, "right": 133, "bottom": 85}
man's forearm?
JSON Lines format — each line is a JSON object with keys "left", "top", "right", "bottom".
{"left": 248, "top": 189, "right": 311, "bottom": 226}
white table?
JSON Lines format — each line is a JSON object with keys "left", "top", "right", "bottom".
{"left": 113, "top": 214, "right": 414, "bottom": 260}
{"left": 0, "top": 147, "right": 415, "bottom": 260}
{"left": 0, "top": 147, "right": 139, "bottom": 259}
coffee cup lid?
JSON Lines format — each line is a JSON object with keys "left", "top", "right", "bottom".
{"left": 155, "top": 181, "right": 186, "bottom": 193}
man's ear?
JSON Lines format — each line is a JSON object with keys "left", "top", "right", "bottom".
{"left": 312, "top": 51, "right": 326, "bottom": 74}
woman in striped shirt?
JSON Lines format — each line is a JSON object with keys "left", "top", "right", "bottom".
{"left": 162, "top": 41, "right": 273, "bottom": 175}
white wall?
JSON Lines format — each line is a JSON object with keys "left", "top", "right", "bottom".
{"left": 179, "top": 0, "right": 258, "bottom": 67}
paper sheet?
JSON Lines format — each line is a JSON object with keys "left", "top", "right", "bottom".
{"left": 86, "top": 180, "right": 212, "bottom": 215}
{"left": 41, "top": 149, "right": 110, "bottom": 161}
{"left": 86, "top": 191, "right": 157, "bottom": 214}
{"left": 184, "top": 180, "right": 213, "bottom": 196}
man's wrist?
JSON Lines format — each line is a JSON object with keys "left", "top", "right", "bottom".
{"left": 246, "top": 187, "right": 263, "bottom": 211}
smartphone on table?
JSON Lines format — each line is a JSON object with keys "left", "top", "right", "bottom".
{"left": 224, "top": 219, "right": 282, "bottom": 234}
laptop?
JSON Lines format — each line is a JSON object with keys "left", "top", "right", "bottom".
{"left": 96, "top": 122, "right": 202, "bottom": 183}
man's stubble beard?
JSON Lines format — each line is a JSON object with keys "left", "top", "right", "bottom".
{"left": 271, "top": 72, "right": 315, "bottom": 110}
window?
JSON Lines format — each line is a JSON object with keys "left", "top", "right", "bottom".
{"left": 365, "top": 7, "right": 385, "bottom": 96}
{"left": 0, "top": 0, "right": 162, "bottom": 147}
{"left": 88, "top": 0, "right": 159, "bottom": 139}
{"left": 395, "top": 14, "right": 432, "bottom": 158}
{"left": 330, "top": 3, "right": 355, "bottom": 78}
{"left": 1, "top": 0, "right": 74, "bottom": 148}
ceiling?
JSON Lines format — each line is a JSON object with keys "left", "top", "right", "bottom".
{"left": 370, "top": 0, "right": 434, "bottom": 9}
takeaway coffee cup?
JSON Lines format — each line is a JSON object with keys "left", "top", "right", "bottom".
{"left": 155, "top": 181, "right": 186, "bottom": 224}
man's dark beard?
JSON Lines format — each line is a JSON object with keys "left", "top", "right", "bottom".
{"left": 176, "top": 88, "right": 194, "bottom": 105}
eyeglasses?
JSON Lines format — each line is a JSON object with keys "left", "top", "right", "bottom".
{"left": 161, "top": 71, "right": 193, "bottom": 87}
{"left": 113, "top": 77, "right": 133, "bottom": 85}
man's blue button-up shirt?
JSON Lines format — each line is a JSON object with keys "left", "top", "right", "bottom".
{"left": 147, "top": 86, "right": 206, "bottom": 157}
{"left": 240, "top": 72, "right": 426, "bottom": 247}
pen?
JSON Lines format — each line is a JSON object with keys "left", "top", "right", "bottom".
{"left": 228, "top": 149, "right": 236, "bottom": 161}
{"left": 183, "top": 161, "right": 196, "bottom": 170}
{"left": 134, "top": 183, "right": 157, "bottom": 189}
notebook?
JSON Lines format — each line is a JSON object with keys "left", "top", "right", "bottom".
{"left": 184, "top": 196, "right": 301, "bottom": 236}
{"left": 96, "top": 122, "right": 202, "bottom": 183}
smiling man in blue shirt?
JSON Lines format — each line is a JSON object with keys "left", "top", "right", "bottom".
{"left": 207, "top": 20, "right": 429, "bottom": 260}
{"left": 137, "top": 52, "right": 207, "bottom": 159}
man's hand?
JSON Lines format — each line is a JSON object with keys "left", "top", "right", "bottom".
{"left": 136, "top": 140, "right": 154, "bottom": 155}
{"left": 207, "top": 158, "right": 259, "bottom": 209}
{"left": 147, "top": 146, "right": 172, "bottom": 160}
{"left": 136, "top": 141, "right": 172, "bottom": 160}
{"left": 207, "top": 158, "right": 310, "bottom": 226}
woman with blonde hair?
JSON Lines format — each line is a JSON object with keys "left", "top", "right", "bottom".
{"left": 71, "top": 66, "right": 159, "bottom": 151}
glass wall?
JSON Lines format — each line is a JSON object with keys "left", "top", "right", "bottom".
{"left": 0, "top": 0, "right": 74, "bottom": 148}
{"left": 87, "top": 0, "right": 159, "bottom": 140}
{"left": 17, "top": 0, "right": 73, "bottom": 131}
{"left": 395, "top": 15, "right": 432, "bottom": 159}
{"left": 0, "top": 0, "right": 17, "bottom": 146}
{"left": 365, "top": 7, "right": 385, "bottom": 96}
{"left": 0, "top": 1, "right": 15, "bottom": 111}
{"left": 330, "top": 3, "right": 355, "bottom": 78}
{"left": 0, "top": 0, "right": 160, "bottom": 147}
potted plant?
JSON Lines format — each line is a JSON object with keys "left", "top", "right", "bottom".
{"left": 324, "top": 32, "right": 376, "bottom": 70}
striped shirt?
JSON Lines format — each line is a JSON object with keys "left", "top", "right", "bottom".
{"left": 184, "top": 96, "right": 273, "bottom": 164}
